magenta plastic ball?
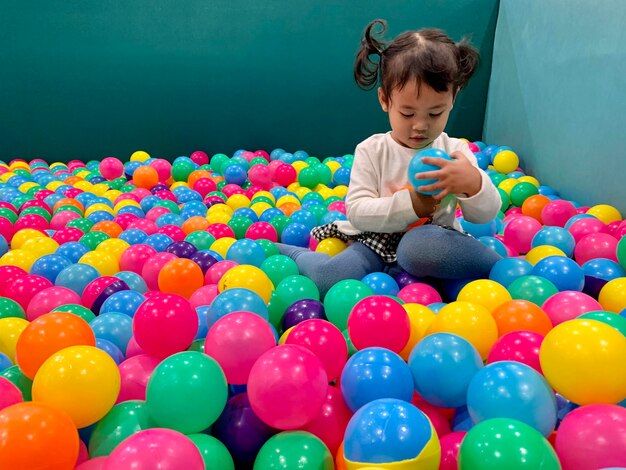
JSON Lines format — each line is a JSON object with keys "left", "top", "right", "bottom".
{"left": 189, "top": 284, "right": 219, "bottom": 308}
{"left": 50, "top": 211, "right": 81, "bottom": 230}
{"left": 125, "top": 336, "right": 147, "bottom": 358}
{"left": 26, "top": 286, "right": 83, "bottom": 321}
{"left": 132, "top": 293, "right": 198, "bottom": 358}
{"left": 245, "top": 222, "right": 278, "bottom": 243}
{"left": 556, "top": 404, "right": 626, "bottom": 470}
{"left": 285, "top": 319, "right": 348, "bottom": 382}
{"left": 0, "top": 265, "right": 28, "bottom": 297}
{"left": 487, "top": 331, "right": 544, "bottom": 374}
{"left": 141, "top": 252, "right": 178, "bottom": 291}
{"left": 99, "top": 157, "right": 124, "bottom": 180}
{"left": 503, "top": 215, "right": 543, "bottom": 254}
{"left": 149, "top": 159, "right": 172, "bottom": 182}
{"left": 347, "top": 295, "right": 411, "bottom": 353}
{"left": 0, "top": 377, "right": 23, "bottom": 410}
{"left": 51, "top": 227, "right": 84, "bottom": 244}
{"left": 6, "top": 274, "right": 54, "bottom": 310}
{"left": 104, "top": 428, "right": 204, "bottom": 470}
{"left": 205, "top": 260, "right": 239, "bottom": 285}
{"left": 192, "top": 178, "right": 217, "bottom": 197}
{"left": 568, "top": 217, "right": 608, "bottom": 243}
{"left": 439, "top": 431, "right": 466, "bottom": 470}
{"left": 127, "top": 218, "right": 158, "bottom": 235}
{"left": 574, "top": 233, "right": 619, "bottom": 264}
{"left": 119, "top": 244, "right": 158, "bottom": 274}
{"left": 206, "top": 223, "right": 236, "bottom": 240}
{"left": 247, "top": 344, "right": 328, "bottom": 430}
{"left": 541, "top": 200, "right": 577, "bottom": 227}
{"left": 397, "top": 282, "right": 442, "bottom": 305}
{"left": 248, "top": 164, "right": 272, "bottom": 190}
{"left": 116, "top": 354, "right": 161, "bottom": 404}
{"left": 156, "top": 225, "right": 185, "bottom": 242}
{"left": 541, "top": 290, "right": 602, "bottom": 325}
{"left": 204, "top": 311, "right": 276, "bottom": 385}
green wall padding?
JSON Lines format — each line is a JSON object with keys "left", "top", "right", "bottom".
{"left": 1, "top": 0, "right": 499, "bottom": 162}
{"left": 484, "top": 0, "right": 626, "bottom": 214}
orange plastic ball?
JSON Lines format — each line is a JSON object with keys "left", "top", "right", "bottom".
{"left": 158, "top": 258, "right": 204, "bottom": 299}
{"left": 133, "top": 166, "right": 159, "bottom": 189}
{"left": 90, "top": 221, "right": 123, "bottom": 238}
{"left": 492, "top": 300, "right": 553, "bottom": 337}
{"left": 53, "top": 198, "right": 84, "bottom": 213}
{"left": 522, "top": 195, "right": 551, "bottom": 223}
{"left": 182, "top": 216, "right": 210, "bottom": 235}
{"left": 187, "top": 169, "right": 212, "bottom": 188}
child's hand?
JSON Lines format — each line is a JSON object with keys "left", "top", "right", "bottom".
{"left": 409, "top": 190, "right": 438, "bottom": 218}
{"left": 414, "top": 151, "right": 482, "bottom": 200}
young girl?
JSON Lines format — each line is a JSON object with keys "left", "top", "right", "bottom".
{"left": 278, "top": 19, "right": 502, "bottom": 296}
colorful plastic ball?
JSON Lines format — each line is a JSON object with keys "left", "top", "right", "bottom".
{"left": 509, "top": 182, "right": 538, "bottom": 207}
{"left": 0, "top": 401, "right": 80, "bottom": 470}
{"left": 407, "top": 148, "right": 453, "bottom": 195}
{"left": 347, "top": 295, "right": 410, "bottom": 353}
{"left": 544, "top": 281, "right": 596, "bottom": 320}
{"left": 524, "top": 244, "right": 566, "bottom": 266}
{"left": 540, "top": 319, "right": 626, "bottom": 405}
{"left": 582, "top": 258, "right": 626, "bottom": 297}
{"left": 5, "top": 274, "right": 54, "bottom": 310}
{"left": 555, "top": 404, "right": 626, "bottom": 470}
{"left": 158, "top": 258, "right": 204, "bottom": 299}
{"left": 541, "top": 200, "right": 577, "bottom": 227}
{"left": 343, "top": 398, "right": 440, "bottom": 468}
{"left": 359, "top": 272, "right": 399, "bottom": 296}
{"left": 32, "top": 345, "right": 120, "bottom": 428}
{"left": 133, "top": 292, "right": 198, "bottom": 358}
{"left": 218, "top": 264, "right": 275, "bottom": 304}
{"left": 0, "top": 297, "right": 25, "bottom": 321}
{"left": 531, "top": 226, "right": 575, "bottom": 256}
{"left": 493, "top": 149, "right": 520, "bottom": 174}
{"left": 114, "top": 270, "right": 147, "bottom": 294}
{"left": 396, "top": 282, "right": 441, "bottom": 305}
{"left": 575, "top": 232, "right": 619, "bottom": 264}
{"left": 187, "top": 433, "right": 235, "bottom": 470}
{"left": 78, "top": 250, "right": 119, "bottom": 277}
{"left": 212, "top": 392, "right": 277, "bottom": 467}
{"left": 29, "top": 253, "right": 72, "bottom": 283}
{"left": 118, "top": 244, "right": 157, "bottom": 274}
{"left": 458, "top": 418, "right": 560, "bottom": 470}
{"left": 259, "top": 254, "right": 299, "bottom": 288}
{"left": 90, "top": 312, "right": 133, "bottom": 353}
{"left": 467, "top": 361, "right": 556, "bottom": 436}
{"left": 248, "top": 344, "right": 328, "bottom": 430}
{"left": 567, "top": 216, "right": 608, "bottom": 242}
{"left": 409, "top": 333, "right": 482, "bottom": 408}
{"left": 586, "top": 204, "right": 622, "bottom": 224}
{"left": 531, "top": 255, "right": 584, "bottom": 291}
{"left": 340, "top": 347, "right": 413, "bottom": 412}
{"left": 104, "top": 428, "right": 204, "bottom": 470}
{"left": 24, "top": 285, "right": 81, "bottom": 321}
{"left": 268, "top": 275, "right": 319, "bottom": 327}
{"left": 426, "top": 301, "right": 498, "bottom": 360}
{"left": 116, "top": 354, "right": 160, "bottom": 403}
{"left": 507, "top": 275, "right": 559, "bottom": 306}
{"left": 460, "top": 218, "right": 497, "bottom": 238}
{"left": 503, "top": 215, "right": 543, "bottom": 254}
{"left": 204, "top": 311, "right": 276, "bottom": 385}
{"left": 82, "top": 276, "right": 130, "bottom": 314}
{"left": 146, "top": 351, "right": 227, "bottom": 434}
{"left": 456, "top": 279, "right": 512, "bottom": 312}
{"left": 282, "top": 299, "right": 326, "bottom": 330}
{"left": 141, "top": 252, "right": 177, "bottom": 290}
{"left": 579, "top": 310, "right": 626, "bottom": 337}
{"left": 439, "top": 431, "right": 466, "bottom": 470}
{"left": 492, "top": 299, "right": 553, "bottom": 336}
{"left": 487, "top": 330, "right": 544, "bottom": 373}
{"left": 598, "top": 277, "right": 626, "bottom": 313}
{"left": 226, "top": 239, "right": 266, "bottom": 267}
{"left": 0, "top": 249, "right": 38, "bottom": 272}
{"left": 280, "top": 222, "right": 311, "bottom": 247}
{"left": 96, "top": 337, "right": 125, "bottom": 364}
{"left": 100, "top": 290, "right": 145, "bottom": 318}
{"left": 0, "top": 377, "right": 22, "bottom": 411}
{"left": 254, "top": 431, "right": 334, "bottom": 469}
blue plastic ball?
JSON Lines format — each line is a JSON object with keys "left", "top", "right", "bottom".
{"left": 96, "top": 338, "right": 125, "bottom": 365}
{"left": 55, "top": 263, "right": 100, "bottom": 296}
{"left": 30, "top": 254, "right": 72, "bottom": 283}
{"left": 361, "top": 272, "right": 400, "bottom": 296}
{"left": 207, "top": 288, "right": 269, "bottom": 322}
{"left": 100, "top": 290, "right": 146, "bottom": 318}
{"left": 460, "top": 217, "right": 498, "bottom": 238}
{"left": 226, "top": 239, "right": 266, "bottom": 267}
{"left": 223, "top": 164, "right": 248, "bottom": 185}
{"left": 478, "top": 236, "right": 508, "bottom": 257}
{"left": 407, "top": 148, "right": 453, "bottom": 195}
{"left": 531, "top": 255, "right": 584, "bottom": 291}
{"left": 118, "top": 229, "right": 148, "bottom": 245}
{"left": 114, "top": 271, "right": 148, "bottom": 293}
{"left": 489, "top": 257, "right": 533, "bottom": 288}
{"left": 90, "top": 312, "right": 133, "bottom": 353}
{"left": 280, "top": 222, "right": 311, "bottom": 248}
{"left": 531, "top": 226, "right": 576, "bottom": 257}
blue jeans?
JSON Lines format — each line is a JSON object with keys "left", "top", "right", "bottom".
{"left": 277, "top": 225, "right": 502, "bottom": 297}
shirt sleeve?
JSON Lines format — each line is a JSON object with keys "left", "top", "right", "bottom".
{"left": 345, "top": 144, "right": 420, "bottom": 233}
{"left": 453, "top": 140, "right": 502, "bottom": 223}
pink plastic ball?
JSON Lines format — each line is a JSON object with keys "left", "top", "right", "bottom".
{"left": 99, "top": 157, "right": 124, "bottom": 180}
{"left": 104, "top": 428, "right": 204, "bottom": 470}
{"left": 133, "top": 293, "right": 198, "bottom": 358}
{"left": 0, "top": 217, "right": 15, "bottom": 243}
{"left": 245, "top": 222, "right": 278, "bottom": 243}
{"left": 285, "top": 319, "right": 348, "bottom": 382}
{"left": 222, "top": 184, "right": 246, "bottom": 198}
{"left": 248, "top": 344, "right": 328, "bottom": 430}
{"left": 606, "top": 220, "right": 623, "bottom": 238}
{"left": 467, "top": 142, "right": 480, "bottom": 153}
{"left": 487, "top": 331, "right": 544, "bottom": 374}
{"left": 576, "top": 206, "right": 591, "bottom": 215}
{"left": 411, "top": 395, "right": 452, "bottom": 438}
{"left": 189, "top": 284, "right": 219, "bottom": 308}
{"left": 116, "top": 354, "right": 161, "bottom": 404}
{"left": 149, "top": 159, "right": 172, "bottom": 182}
{"left": 127, "top": 218, "right": 158, "bottom": 235}
{"left": 302, "top": 385, "right": 353, "bottom": 455}
{"left": 439, "top": 431, "right": 466, "bottom": 470}
{"left": 347, "top": 295, "right": 411, "bottom": 353}
{"left": 156, "top": 225, "right": 185, "bottom": 242}
{"left": 125, "top": 336, "right": 147, "bottom": 358}
{"left": 204, "top": 311, "right": 276, "bottom": 385}
{"left": 76, "top": 440, "right": 89, "bottom": 467}
{"left": 119, "top": 244, "right": 157, "bottom": 274}
{"left": 503, "top": 215, "right": 543, "bottom": 254}
{"left": 0, "top": 265, "right": 28, "bottom": 297}
{"left": 113, "top": 214, "right": 139, "bottom": 230}
{"left": 272, "top": 163, "right": 297, "bottom": 187}
{"left": 51, "top": 227, "right": 84, "bottom": 244}
{"left": 397, "top": 282, "right": 442, "bottom": 305}
{"left": 574, "top": 233, "right": 619, "bottom": 264}
{"left": 248, "top": 164, "right": 272, "bottom": 190}
{"left": 50, "top": 211, "right": 81, "bottom": 230}
{"left": 568, "top": 217, "right": 609, "bottom": 243}
{"left": 541, "top": 200, "right": 577, "bottom": 227}
{"left": 254, "top": 150, "right": 270, "bottom": 162}
{"left": 206, "top": 223, "right": 236, "bottom": 240}
{"left": 327, "top": 201, "right": 346, "bottom": 214}
{"left": 130, "top": 188, "right": 152, "bottom": 200}
{"left": 14, "top": 213, "right": 49, "bottom": 232}
{"left": 26, "top": 286, "right": 83, "bottom": 321}
{"left": 192, "top": 178, "right": 217, "bottom": 197}
{"left": 541, "top": 291, "right": 602, "bottom": 325}
{"left": 6, "top": 274, "right": 54, "bottom": 310}
{"left": 190, "top": 151, "right": 209, "bottom": 166}
{"left": 21, "top": 200, "right": 51, "bottom": 214}
{"left": 204, "top": 260, "right": 239, "bottom": 285}
{"left": 141, "top": 252, "right": 178, "bottom": 291}
{"left": 556, "top": 404, "right": 626, "bottom": 470}
{"left": 146, "top": 207, "right": 170, "bottom": 222}
{"left": 0, "top": 377, "right": 23, "bottom": 410}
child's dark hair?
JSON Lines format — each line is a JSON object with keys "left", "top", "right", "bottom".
{"left": 354, "top": 19, "right": 479, "bottom": 99}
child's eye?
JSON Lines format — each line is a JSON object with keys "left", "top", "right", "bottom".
{"left": 400, "top": 112, "right": 414, "bottom": 118}
{"left": 430, "top": 112, "right": 443, "bottom": 118}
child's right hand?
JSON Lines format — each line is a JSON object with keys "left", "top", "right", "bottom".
{"left": 409, "top": 190, "right": 438, "bottom": 218}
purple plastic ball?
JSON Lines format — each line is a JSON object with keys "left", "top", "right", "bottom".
{"left": 190, "top": 251, "right": 219, "bottom": 274}
{"left": 281, "top": 298, "right": 326, "bottom": 331}
{"left": 164, "top": 240, "right": 198, "bottom": 259}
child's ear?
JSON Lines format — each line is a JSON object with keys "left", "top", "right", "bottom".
{"left": 378, "top": 87, "right": 389, "bottom": 112}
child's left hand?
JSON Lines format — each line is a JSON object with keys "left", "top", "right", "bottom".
{"left": 414, "top": 151, "right": 482, "bottom": 200}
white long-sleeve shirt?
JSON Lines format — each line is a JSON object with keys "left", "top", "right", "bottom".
{"left": 336, "top": 131, "right": 501, "bottom": 236}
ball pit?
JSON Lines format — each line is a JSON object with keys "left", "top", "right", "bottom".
{"left": 0, "top": 143, "right": 625, "bottom": 469}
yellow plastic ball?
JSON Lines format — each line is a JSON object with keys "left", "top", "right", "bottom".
{"left": 518, "top": 175, "right": 540, "bottom": 187}
{"left": 0, "top": 249, "right": 38, "bottom": 272}
{"left": 399, "top": 304, "right": 437, "bottom": 361}
{"left": 315, "top": 238, "right": 347, "bottom": 256}
{"left": 294, "top": 187, "right": 312, "bottom": 200}
{"left": 9, "top": 161, "right": 30, "bottom": 171}
{"left": 333, "top": 185, "right": 349, "bottom": 199}
{"left": 457, "top": 279, "right": 512, "bottom": 313}
{"left": 46, "top": 181, "right": 65, "bottom": 191}
{"left": 206, "top": 211, "right": 232, "bottom": 225}
{"left": 84, "top": 203, "right": 114, "bottom": 217}
{"left": 11, "top": 229, "right": 47, "bottom": 249}
{"left": 598, "top": 277, "right": 626, "bottom": 313}
{"left": 540, "top": 319, "right": 626, "bottom": 404}
{"left": 130, "top": 150, "right": 151, "bottom": 162}
{"left": 22, "top": 237, "right": 60, "bottom": 258}
{"left": 114, "top": 200, "right": 141, "bottom": 213}
{"left": 315, "top": 186, "right": 334, "bottom": 199}
{"left": 210, "top": 237, "right": 237, "bottom": 259}
{"left": 493, "top": 150, "right": 520, "bottom": 174}
{"left": 291, "top": 161, "right": 308, "bottom": 175}
{"left": 18, "top": 182, "right": 39, "bottom": 193}
{"left": 426, "top": 301, "right": 498, "bottom": 359}
{"left": 226, "top": 194, "right": 252, "bottom": 211}
{"left": 525, "top": 245, "right": 567, "bottom": 265}
{"left": 586, "top": 204, "right": 622, "bottom": 225}
{"left": 218, "top": 264, "right": 275, "bottom": 304}
{"left": 207, "top": 204, "right": 234, "bottom": 217}
{"left": 250, "top": 202, "right": 274, "bottom": 218}
{"left": 0, "top": 317, "right": 30, "bottom": 362}
{"left": 251, "top": 191, "right": 276, "bottom": 204}
{"left": 497, "top": 178, "right": 519, "bottom": 196}
{"left": 95, "top": 239, "right": 130, "bottom": 260}
{"left": 276, "top": 195, "right": 300, "bottom": 207}
{"left": 0, "top": 173, "right": 16, "bottom": 183}
{"left": 103, "top": 190, "right": 123, "bottom": 204}
{"left": 78, "top": 251, "right": 119, "bottom": 277}
{"left": 326, "top": 161, "right": 341, "bottom": 176}
{"left": 75, "top": 170, "right": 91, "bottom": 180}
{"left": 287, "top": 182, "right": 301, "bottom": 193}
{"left": 73, "top": 180, "right": 93, "bottom": 192}
{"left": 170, "top": 181, "right": 189, "bottom": 190}
{"left": 278, "top": 326, "right": 294, "bottom": 345}
{"left": 32, "top": 345, "right": 121, "bottom": 428}
{"left": 91, "top": 183, "right": 110, "bottom": 196}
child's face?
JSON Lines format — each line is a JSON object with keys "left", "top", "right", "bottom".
{"left": 378, "top": 81, "right": 454, "bottom": 150}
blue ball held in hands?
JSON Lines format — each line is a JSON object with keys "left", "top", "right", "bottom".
{"left": 407, "top": 148, "right": 452, "bottom": 195}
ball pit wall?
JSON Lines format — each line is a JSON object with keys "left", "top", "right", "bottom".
{"left": 1, "top": 0, "right": 499, "bottom": 162}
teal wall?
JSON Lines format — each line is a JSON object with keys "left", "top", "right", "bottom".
{"left": 1, "top": 0, "right": 499, "bottom": 162}
{"left": 484, "top": 0, "right": 626, "bottom": 213}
